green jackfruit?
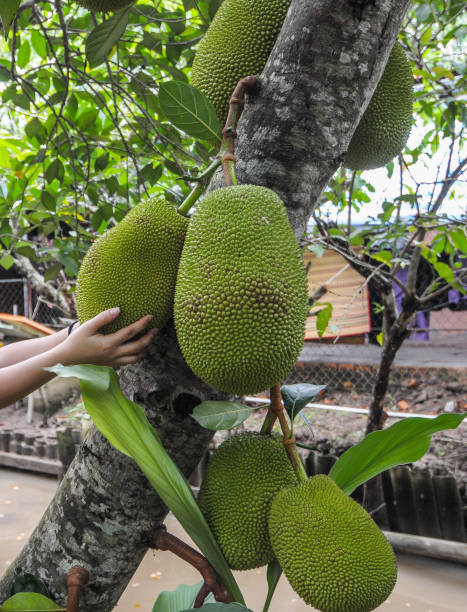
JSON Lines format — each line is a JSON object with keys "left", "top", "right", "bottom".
{"left": 191, "top": 0, "right": 291, "bottom": 124}
{"left": 76, "top": 197, "right": 188, "bottom": 334}
{"left": 268, "top": 474, "right": 397, "bottom": 612}
{"left": 174, "top": 185, "right": 309, "bottom": 395}
{"left": 75, "top": 0, "right": 133, "bottom": 11}
{"left": 198, "top": 432, "right": 298, "bottom": 570}
{"left": 345, "top": 42, "right": 413, "bottom": 170}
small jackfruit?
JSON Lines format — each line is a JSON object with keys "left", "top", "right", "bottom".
{"left": 345, "top": 42, "right": 413, "bottom": 170}
{"left": 191, "top": 0, "right": 292, "bottom": 123}
{"left": 75, "top": 0, "right": 134, "bottom": 11}
{"left": 174, "top": 185, "right": 309, "bottom": 395}
{"left": 76, "top": 197, "right": 188, "bottom": 334}
{"left": 197, "top": 432, "right": 298, "bottom": 570}
{"left": 268, "top": 474, "right": 397, "bottom": 612}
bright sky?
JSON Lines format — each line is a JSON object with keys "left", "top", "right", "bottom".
{"left": 319, "top": 120, "right": 466, "bottom": 225}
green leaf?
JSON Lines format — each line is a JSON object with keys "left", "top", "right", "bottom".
{"left": 43, "top": 263, "right": 62, "bottom": 282}
{"left": 0, "top": 592, "right": 64, "bottom": 611}
{"left": 45, "top": 159, "right": 64, "bottom": 184}
{"left": 10, "top": 573, "right": 48, "bottom": 597}
{"left": 181, "top": 605, "right": 253, "bottom": 612}
{"left": 450, "top": 229, "right": 467, "bottom": 254}
{"left": 191, "top": 401, "right": 253, "bottom": 430}
{"left": 152, "top": 582, "right": 214, "bottom": 612}
{"left": 329, "top": 413, "right": 467, "bottom": 495}
{"left": 315, "top": 302, "right": 333, "bottom": 338}
{"left": 17, "top": 41, "right": 31, "bottom": 69}
{"left": 0, "top": 254, "right": 14, "bottom": 270}
{"left": 30, "top": 30, "right": 47, "bottom": 59}
{"left": 434, "top": 261, "right": 455, "bottom": 284}
{"left": 85, "top": 8, "right": 131, "bottom": 68}
{"left": 159, "top": 81, "right": 221, "bottom": 144}
{"left": 47, "top": 364, "right": 244, "bottom": 605}
{"left": 94, "top": 153, "right": 109, "bottom": 171}
{"left": 262, "top": 559, "right": 282, "bottom": 612}
{"left": 0, "top": 0, "right": 21, "bottom": 35}
{"left": 281, "top": 384, "right": 326, "bottom": 423}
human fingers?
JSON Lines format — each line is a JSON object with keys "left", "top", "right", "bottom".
{"left": 108, "top": 315, "right": 154, "bottom": 345}
{"left": 114, "top": 328, "right": 158, "bottom": 357}
{"left": 110, "top": 352, "right": 145, "bottom": 366}
{"left": 82, "top": 308, "right": 121, "bottom": 334}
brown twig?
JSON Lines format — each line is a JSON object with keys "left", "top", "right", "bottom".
{"left": 66, "top": 566, "right": 89, "bottom": 612}
{"left": 220, "top": 75, "right": 260, "bottom": 186}
{"left": 149, "top": 526, "right": 232, "bottom": 607}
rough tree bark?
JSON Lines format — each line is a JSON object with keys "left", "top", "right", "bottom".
{"left": 0, "top": 1, "right": 411, "bottom": 609}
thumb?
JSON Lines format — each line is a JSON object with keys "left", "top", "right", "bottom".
{"left": 84, "top": 308, "right": 121, "bottom": 333}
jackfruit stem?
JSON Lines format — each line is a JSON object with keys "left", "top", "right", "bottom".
{"left": 268, "top": 384, "right": 308, "bottom": 484}
{"left": 220, "top": 75, "right": 260, "bottom": 187}
{"left": 177, "top": 181, "right": 206, "bottom": 216}
{"left": 149, "top": 525, "right": 233, "bottom": 605}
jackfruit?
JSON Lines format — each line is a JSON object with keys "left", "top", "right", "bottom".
{"left": 268, "top": 474, "right": 397, "bottom": 612}
{"left": 76, "top": 197, "right": 188, "bottom": 334}
{"left": 191, "top": 0, "right": 292, "bottom": 124}
{"left": 174, "top": 184, "right": 309, "bottom": 395}
{"left": 197, "top": 432, "right": 298, "bottom": 570}
{"left": 75, "top": 0, "right": 134, "bottom": 11}
{"left": 345, "top": 42, "right": 413, "bottom": 170}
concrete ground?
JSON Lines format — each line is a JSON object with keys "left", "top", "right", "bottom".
{"left": 1, "top": 468, "right": 466, "bottom": 611}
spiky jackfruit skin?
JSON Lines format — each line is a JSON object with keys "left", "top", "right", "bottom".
{"left": 191, "top": 0, "right": 291, "bottom": 124}
{"left": 268, "top": 475, "right": 397, "bottom": 612}
{"left": 345, "top": 42, "right": 413, "bottom": 170}
{"left": 174, "top": 185, "right": 309, "bottom": 395}
{"left": 197, "top": 432, "right": 298, "bottom": 570}
{"left": 76, "top": 197, "right": 189, "bottom": 334}
{"left": 75, "top": 0, "right": 134, "bottom": 11}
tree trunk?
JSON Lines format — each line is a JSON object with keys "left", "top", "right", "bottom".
{"left": 0, "top": 1, "right": 411, "bottom": 609}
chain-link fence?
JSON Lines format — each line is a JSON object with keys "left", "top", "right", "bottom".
{"left": 1, "top": 275, "right": 466, "bottom": 394}
{"left": 0, "top": 279, "right": 65, "bottom": 330}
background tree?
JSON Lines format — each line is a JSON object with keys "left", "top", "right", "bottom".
{"left": 0, "top": 0, "right": 464, "bottom": 609}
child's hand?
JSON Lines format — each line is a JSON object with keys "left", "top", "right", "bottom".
{"left": 53, "top": 308, "right": 158, "bottom": 367}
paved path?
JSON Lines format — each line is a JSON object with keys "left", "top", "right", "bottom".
{"left": 1, "top": 468, "right": 466, "bottom": 611}
{"left": 300, "top": 334, "right": 467, "bottom": 369}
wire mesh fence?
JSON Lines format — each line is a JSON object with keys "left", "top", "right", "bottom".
{"left": 0, "top": 279, "right": 66, "bottom": 329}
{"left": 1, "top": 275, "right": 466, "bottom": 393}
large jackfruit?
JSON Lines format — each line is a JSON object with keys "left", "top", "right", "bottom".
{"left": 75, "top": 0, "right": 134, "bottom": 11}
{"left": 76, "top": 197, "right": 188, "bottom": 334}
{"left": 191, "top": 0, "right": 291, "bottom": 124}
{"left": 174, "top": 185, "right": 309, "bottom": 395}
{"left": 197, "top": 432, "right": 298, "bottom": 570}
{"left": 268, "top": 474, "right": 397, "bottom": 612}
{"left": 345, "top": 42, "right": 413, "bottom": 170}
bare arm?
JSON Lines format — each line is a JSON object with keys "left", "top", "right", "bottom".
{"left": 0, "top": 309, "right": 157, "bottom": 410}
{"left": 0, "top": 328, "right": 69, "bottom": 368}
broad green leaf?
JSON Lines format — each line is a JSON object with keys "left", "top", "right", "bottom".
{"left": 0, "top": 592, "right": 64, "bottom": 611}
{"left": 152, "top": 582, "right": 214, "bottom": 612}
{"left": 85, "top": 8, "right": 131, "bottom": 68}
{"left": 0, "top": 0, "right": 20, "bottom": 35}
{"left": 329, "top": 413, "right": 467, "bottom": 495}
{"left": 262, "top": 559, "right": 282, "bottom": 612}
{"left": 281, "top": 384, "right": 326, "bottom": 422}
{"left": 0, "top": 254, "right": 14, "bottom": 270}
{"left": 181, "top": 605, "right": 253, "bottom": 612}
{"left": 434, "top": 261, "right": 455, "bottom": 284}
{"left": 47, "top": 364, "right": 244, "bottom": 605}
{"left": 191, "top": 401, "right": 253, "bottom": 430}
{"left": 31, "top": 30, "right": 47, "bottom": 60}
{"left": 315, "top": 302, "right": 333, "bottom": 338}
{"left": 10, "top": 573, "right": 48, "bottom": 598}
{"left": 159, "top": 81, "right": 221, "bottom": 144}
